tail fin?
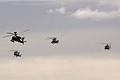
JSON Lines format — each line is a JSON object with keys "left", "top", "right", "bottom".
{"left": 21, "top": 37, "right": 27, "bottom": 45}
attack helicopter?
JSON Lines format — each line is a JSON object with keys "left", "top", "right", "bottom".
{"left": 3, "top": 30, "right": 29, "bottom": 45}
{"left": 46, "top": 37, "right": 59, "bottom": 44}
{"left": 104, "top": 44, "right": 111, "bottom": 50}
{"left": 100, "top": 43, "right": 112, "bottom": 50}
{"left": 10, "top": 50, "right": 22, "bottom": 57}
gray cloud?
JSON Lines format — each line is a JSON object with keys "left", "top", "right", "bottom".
{"left": 71, "top": 8, "right": 120, "bottom": 20}
{"left": 47, "top": 7, "right": 66, "bottom": 14}
{"left": 99, "top": 0, "right": 120, "bottom": 7}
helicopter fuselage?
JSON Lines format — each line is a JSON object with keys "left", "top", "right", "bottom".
{"left": 11, "top": 36, "right": 26, "bottom": 44}
{"left": 104, "top": 44, "right": 111, "bottom": 50}
{"left": 51, "top": 40, "right": 59, "bottom": 44}
{"left": 14, "top": 51, "right": 22, "bottom": 57}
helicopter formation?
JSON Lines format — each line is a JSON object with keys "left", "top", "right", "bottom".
{"left": 3, "top": 30, "right": 112, "bottom": 58}
{"left": 3, "top": 30, "right": 61, "bottom": 57}
{"left": 3, "top": 30, "right": 29, "bottom": 57}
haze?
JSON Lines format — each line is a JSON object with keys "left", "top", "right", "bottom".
{"left": 0, "top": 0, "right": 120, "bottom": 80}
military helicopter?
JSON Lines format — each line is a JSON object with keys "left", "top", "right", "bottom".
{"left": 46, "top": 37, "right": 59, "bottom": 44}
{"left": 3, "top": 30, "right": 29, "bottom": 45}
{"left": 10, "top": 50, "right": 22, "bottom": 57}
{"left": 100, "top": 43, "right": 112, "bottom": 50}
{"left": 104, "top": 44, "right": 111, "bottom": 50}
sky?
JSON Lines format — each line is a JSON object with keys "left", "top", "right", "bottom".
{"left": 0, "top": 0, "right": 120, "bottom": 80}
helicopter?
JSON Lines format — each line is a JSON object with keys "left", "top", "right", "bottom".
{"left": 47, "top": 37, "right": 59, "bottom": 44}
{"left": 10, "top": 50, "right": 22, "bottom": 57}
{"left": 3, "top": 30, "right": 29, "bottom": 45}
{"left": 100, "top": 43, "right": 112, "bottom": 50}
{"left": 104, "top": 44, "right": 111, "bottom": 50}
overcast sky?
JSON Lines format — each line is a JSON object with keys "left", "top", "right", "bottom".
{"left": 0, "top": 0, "right": 120, "bottom": 80}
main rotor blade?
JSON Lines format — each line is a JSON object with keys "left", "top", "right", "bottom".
{"left": 44, "top": 38, "right": 51, "bottom": 40}
{"left": 10, "top": 50, "right": 23, "bottom": 52}
{"left": 7, "top": 32, "right": 14, "bottom": 35}
{"left": 18, "top": 33, "right": 25, "bottom": 36}
{"left": 99, "top": 43, "right": 112, "bottom": 44}
{"left": 47, "top": 37, "right": 54, "bottom": 39}
{"left": 20, "top": 29, "right": 29, "bottom": 33}
{"left": 10, "top": 50, "right": 17, "bottom": 51}
{"left": 2, "top": 35, "right": 13, "bottom": 38}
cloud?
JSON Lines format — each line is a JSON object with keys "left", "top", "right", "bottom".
{"left": 47, "top": 7, "right": 66, "bottom": 14}
{"left": 99, "top": 0, "right": 120, "bottom": 7}
{"left": 71, "top": 8, "right": 120, "bottom": 20}
{"left": 0, "top": 0, "right": 53, "bottom": 4}
{"left": 55, "top": 7, "right": 66, "bottom": 14}
{"left": 0, "top": 0, "right": 79, "bottom": 3}
{"left": 0, "top": 0, "right": 17, "bottom": 1}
